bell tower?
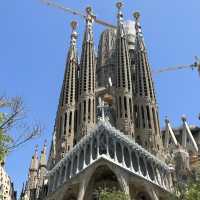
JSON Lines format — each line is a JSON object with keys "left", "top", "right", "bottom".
{"left": 77, "top": 7, "right": 96, "bottom": 140}
{"left": 55, "top": 21, "right": 78, "bottom": 161}
{"left": 133, "top": 12, "right": 163, "bottom": 155}
{"left": 115, "top": 2, "right": 135, "bottom": 137}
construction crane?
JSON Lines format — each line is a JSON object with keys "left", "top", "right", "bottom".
{"left": 41, "top": 0, "right": 117, "bottom": 29}
{"left": 41, "top": 0, "right": 200, "bottom": 77}
{"left": 153, "top": 56, "right": 200, "bottom": 76}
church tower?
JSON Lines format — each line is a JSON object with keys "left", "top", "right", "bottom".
{"left": 55, "top": 21, "right": 78, "bottom": 161}
{"left": 77, "top": 7, "right": 96, "bottom": 140}
{"left": 115, "top": 2, "right": 134, "bottom": 137}
{"left": 133, "top": 12, "right": 163, "bottom": 154}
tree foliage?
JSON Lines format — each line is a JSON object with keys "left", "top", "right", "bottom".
{"left": 0, "top": 95, "right": 42, "bottom": 162}
{"left": 170, "top": 178, "right": 200, "bottom": 200}
{"left": 98, "top": 188, "right": 129, "bottom": 200}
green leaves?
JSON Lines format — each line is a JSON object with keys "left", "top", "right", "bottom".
{"left": 98, "top": 188, "right": 129, "bottom": 200}
{"left": 185, "top": 181, "right": 200, "bottom": 200}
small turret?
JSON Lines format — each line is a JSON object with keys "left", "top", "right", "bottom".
{"left": 39, "top": 140, "right": 47, "bottom": 168}
{"left": 29, "top": 145, "right": 39, "bottom": 172}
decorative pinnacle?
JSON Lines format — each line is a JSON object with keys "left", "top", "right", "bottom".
{"left": 86, "top": 6, "right": 92, "bottom": 15}
{"left": 165, "top": 116, "right": 170, "bottom": 124}
{"left": 133, "top": 11, "right": 140, "bottom": 22}
{"left": 181, "top": 115, "right": 187, "bottom": 122}
{"left": 42, "top": 139, "right": 47, "bottom": 152}
{"left": 34, "top": 144, "right": 38, "bottom": 158}
{"left": 116, "top": 1, "right": 123, "bottom": 10}
{"left": 85, "top": 6, "right": 95, "bottom": 23}
{"left": 70, "top": 20, "right": 78, "bottom": 31}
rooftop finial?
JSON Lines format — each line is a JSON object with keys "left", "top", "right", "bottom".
{"left": 116, "top": 1, "right": 123, "bottom": 10}
{"left": 181, "top": 115, "right": 187, "bottom": 122}
{"left": 84, "top": 6, "right": 94, "bottom": 42}
{"left": 133, "top": 11, "right": 140, "bottom": 22}
{"left": 70, "top": 20, "right": 78, "bottom": 46}
{"left": 86, "top": 6, "right": 92, "bottom": 15}
{"left": 42, "top": 139, "right": 47, "bottom": 152}
{"left": 116, "top": 1, "right": 124, "bottom": 25}
{"left": 165, "top": 116, "right": 170, "bottom": 124}
{"left": 34, "top": 144, "right": 38, "bottom": 155}
{"left": 70, "top": 20, "right": 78, "bottom": 31}
{"left": 133, "top": 11, "right": 141, "bottom": 33}
{"left": 85, "top": 6, "right": 95, "bottom": 20}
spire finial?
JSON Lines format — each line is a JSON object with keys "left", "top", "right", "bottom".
{"left": 34, "top": 144, "right": 38, "bottom": 155}
{"left": 133, "top": 11, "right": 140, "bottom": 23}
{"left": 85, "top": 6, "right": 95, "bottom": 21}
{"left": 70, "top": 20, "right": 78, "bottom": 46}
{"left": 165, "top": 116, "right": 170, "bottom": 124}
{"left": 133, "top": 11, "right": 141, "bottom": 34}
{"left": 181, "top": 115, "right": 187, "bottom": 122}
{"left": 84, "top": 6, "right": 94, "bottom": 42}
{"left": 70, "top": 20, "right": 77, "bottom": 31}
{"left": 116, "top": 1, "right": 124, "bottom": 24}
{"left": 42, "top": 139, "right": 47, "bottom": 153}
{"left": 86, "top": 6, "right": 92, "bottom": 15}
{"left": 116, "top": 1, "right": 123, "bottom": 10}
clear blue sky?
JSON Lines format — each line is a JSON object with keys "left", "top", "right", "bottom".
{"left": 0, "top": 0, "right": 200, "bottom": 196}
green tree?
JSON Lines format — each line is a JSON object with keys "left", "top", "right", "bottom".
{"left": 0, "top": 96, "right": 42, "bottom": 162}
{"left": 98, "top": 188, "right": 129, "bottom": 200}
{"left": 169, "top": 178, "right": 200, "bottom": 200}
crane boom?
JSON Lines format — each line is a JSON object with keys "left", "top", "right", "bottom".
{"left": 153, "top": 57, "right": 200, "bottom": 76}
{"left": 153, "top": 64, "right": 194, "bottom": 74}
{"left": 41, "top": 0, "right": 117, "bottom": 29}
{"left": 41, "top": 0, "right": 86, "bottom": 17}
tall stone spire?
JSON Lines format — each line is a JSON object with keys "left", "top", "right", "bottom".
{"left": 39, "top": 140, "right": 47, "bottom": 168}
{"left": 115, "top": 2, "right": 134, "bottom": 137}
{"left": 28, "top": 145, "right": 39, "bottom": 190}
{"left": 133, "top": 12, "right": 163, "bottom": 155}
{"left": 77, "top": 6, "right": 96, "bottom": 140}
{"left": 37, "top": 141, "right": 47, "bottom": 198}
{"left": 55, "top": 21, "right": 79, "bottom": 161}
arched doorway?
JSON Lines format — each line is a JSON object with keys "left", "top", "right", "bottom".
{"left": 84, "top": 165, "right": 121, "bottom": 200}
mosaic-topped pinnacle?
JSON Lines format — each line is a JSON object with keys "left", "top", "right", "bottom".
{"left": 116, "top": 1, "right": 123, "bottom": 10}
{"left": 133, "top": 11, "right": 140, "bottom": 22}
{"left": 86, "top": 6, "right": 92, "bottom": 15}
{"left": 70, "top": 20, "right": 78, "bottom": 31}
{"left": 181, "top": 115, "right": 187, "bottom": 122}
{"left": 35, "top": 144, "right": 38, "bottom": 154}
{"left": 165, "top": 116, "right": 170, "bottom": 124}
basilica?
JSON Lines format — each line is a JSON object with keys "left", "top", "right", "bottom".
{"left": 20, "top": 2, "right": 200, "bottom": 200}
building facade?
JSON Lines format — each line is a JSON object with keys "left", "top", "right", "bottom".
{"left": 0, "top": 162, "right": 17, "bottom": 200}
{"left": 20, "top": 2, "right": 200, "bottom": 200}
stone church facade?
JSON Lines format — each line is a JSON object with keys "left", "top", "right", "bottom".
{"left": 20, "top": 2, "right": 200, "bottom": 200}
